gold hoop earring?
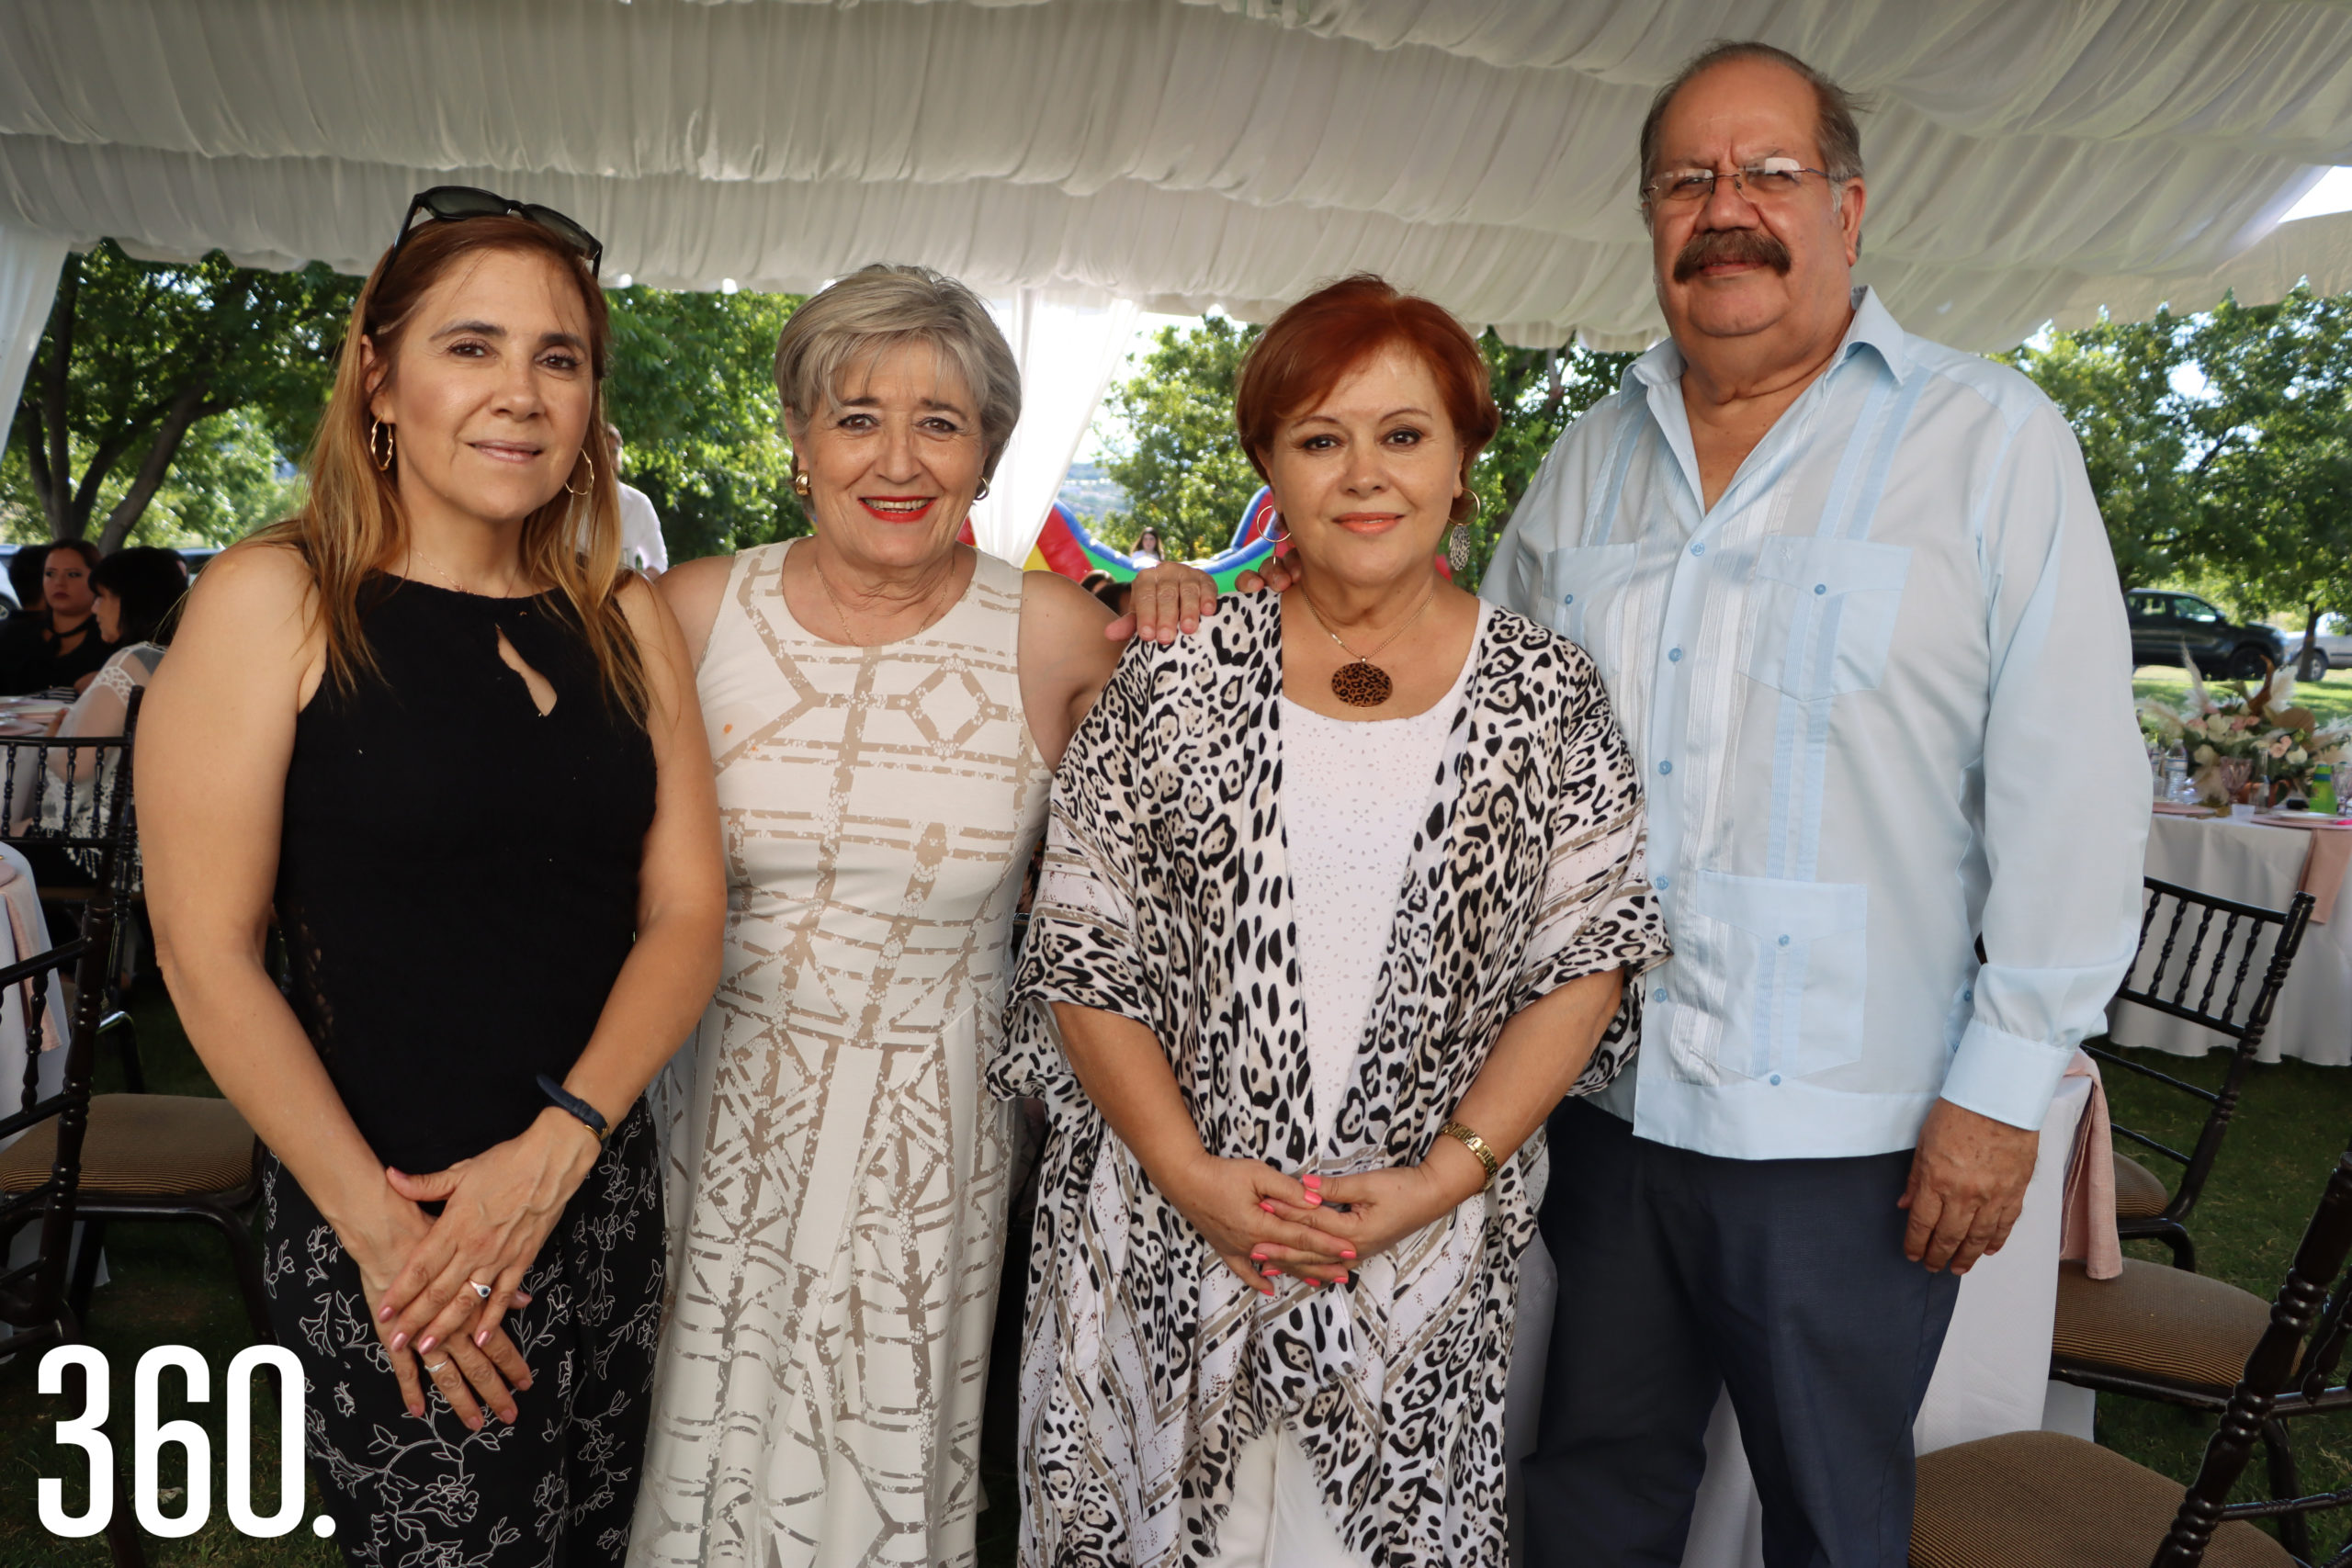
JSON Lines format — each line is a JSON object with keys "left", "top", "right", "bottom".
{"left": 564, "top": 449, "right": 594, "bottom": 498}
{"left": 791, "top": 468, "right": 812, "bottom": 500}
{"left": 1262, "top": 509, "right": 1289, "bottom": 545}
{"left": 370, "top": 421, "right": 396, "bottom": 473}
{"left": 974, "top": 478, "right": 990, "bottom": 502}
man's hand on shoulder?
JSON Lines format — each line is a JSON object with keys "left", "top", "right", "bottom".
{"left": 1898, "top": 1098, "right": 2040, "bottom": 1274}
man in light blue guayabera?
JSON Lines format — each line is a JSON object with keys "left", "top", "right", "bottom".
{"left": 1490, "top": 41, "right": 2148, "bottom": 1568}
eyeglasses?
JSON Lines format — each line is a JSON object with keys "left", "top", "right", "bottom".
{"left": 1642, "top": 157, "right": 1836, "bottom": 208}
{"left": 385, "top": 186, "right": 605, "bottom": 276}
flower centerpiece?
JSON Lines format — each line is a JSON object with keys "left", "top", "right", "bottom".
{"left": 2139, "top": 660, "right": 2352, "bottom": 809}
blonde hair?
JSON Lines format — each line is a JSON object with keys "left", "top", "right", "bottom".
{"left": 256, "top": 215, "right": 648, "bottom": 723}
{"left": 773, "top": 264, "right": 1021, "bottom": 478}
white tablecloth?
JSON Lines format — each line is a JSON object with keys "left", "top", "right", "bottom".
{"left": 1506, "top": 1076, "right": 2093, "bottom": 1566}
{"left": 2113, "top": 814, "right": 2352, "bottom": 1066}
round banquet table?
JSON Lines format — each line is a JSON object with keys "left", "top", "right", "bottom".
{"left": 2110, "top": 814, "right": 2352, "bottom": 1066}
{"left": 1505, "top": 1076, "right": 2094, "bottom": 1564}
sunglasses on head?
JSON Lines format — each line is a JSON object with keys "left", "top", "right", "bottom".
{"left": 385, "top": 186, "right": 605, "bottom": 276}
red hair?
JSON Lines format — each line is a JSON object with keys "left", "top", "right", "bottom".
{"left": 1234, "top": 275, "right": 1500, "bottom": 524}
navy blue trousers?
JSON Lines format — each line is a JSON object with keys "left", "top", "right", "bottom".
{"left": 1522, "top": 1100, "right": 1962, "bottom": 1568}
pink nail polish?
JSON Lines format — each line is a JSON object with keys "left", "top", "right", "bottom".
{"left": 1305, "top": 1193, "right": 1322, "bottom": 1207}
{"left": 417, "top": 1337, "right": 436, "bottom": 1353}
{"left": 1249, "top": 1251, "right": 1269, "bottom": 1262}
{"left": 390, "top": 1332, "right": 408, "bottom": 1352}
{"left": 378, "top": 1305, "right": 392, "bottom": 1322}
{"left": 1258, "top": 1201, "right": 1277, "bottom": 1213}
{"left": 475, "top": 1329, "right": 491, "bottom": 1348}
{"left": 1340, "top": 1248, "right": 1357, "bottom": 1260}
{"left": 1302, "top": 1174, "right": 1322, "bottom": 1189}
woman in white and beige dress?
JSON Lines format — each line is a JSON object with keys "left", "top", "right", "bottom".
{"left": 629, "top": 265, "right": 1124, "bottom": 1568}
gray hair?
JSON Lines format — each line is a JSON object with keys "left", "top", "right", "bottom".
{"left": 773, "top": 264, "right": 1022, "bottom": 479}
{"left": 1638, "top": 41, "right": 1868, "bottom": 189}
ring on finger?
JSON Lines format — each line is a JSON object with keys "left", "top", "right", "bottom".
{"left": 466, "top": 1279, "right": 492, "bottom": 1302}
{"left": 424, "top": 1358, "right": 451, "bottom": 1373}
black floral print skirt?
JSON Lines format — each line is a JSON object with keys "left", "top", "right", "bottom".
{"left": 259, "top": 1100, "right": 665, "bottom": 1568}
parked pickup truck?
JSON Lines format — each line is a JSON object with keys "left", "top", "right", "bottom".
{"left": 2126, "top": 589, "right": 2288, "bottom": 681}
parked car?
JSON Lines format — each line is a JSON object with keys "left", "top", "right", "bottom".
{"left": 2284, "top": 628, "right": 2352, "bottom": 682}
{"left": 2125, "top": 589, "right": 2287, "bottom": 681}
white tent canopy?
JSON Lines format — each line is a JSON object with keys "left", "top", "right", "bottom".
{"left": 6, "top": 0, "right": 2352, "bottom": 558}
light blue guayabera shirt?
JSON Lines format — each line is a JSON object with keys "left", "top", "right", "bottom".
{"left": 1484, "top": 288, "right": 2148, "bottom": 1161}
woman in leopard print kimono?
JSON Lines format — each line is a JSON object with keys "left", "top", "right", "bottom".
{"left": 993, "top": 277, "right": 1670, "bottom": 1567}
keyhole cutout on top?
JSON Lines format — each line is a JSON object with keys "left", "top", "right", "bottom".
{"left": 494, "top": 626, "right": 559, "bottom": 716}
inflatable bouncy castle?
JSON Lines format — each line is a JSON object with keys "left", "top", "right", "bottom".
{"left": 962, "top": 488, "right": 1286, "bottom": 590}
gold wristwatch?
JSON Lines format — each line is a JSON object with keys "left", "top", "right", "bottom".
{"left": 1440, "top": 1120, "right": 1499, "bottom": 1192}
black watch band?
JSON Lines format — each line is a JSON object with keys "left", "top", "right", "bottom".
{"left": 537, "top": 1074, "right": 609, "bottom": 1144}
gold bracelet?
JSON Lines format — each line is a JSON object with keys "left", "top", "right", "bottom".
{"left": 1440, "top": 1119, "right": 1499, "bottom": 1192}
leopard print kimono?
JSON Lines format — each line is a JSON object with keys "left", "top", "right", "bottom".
{"left": 992, "top": 592, "right": 1669, "bottom": 1567}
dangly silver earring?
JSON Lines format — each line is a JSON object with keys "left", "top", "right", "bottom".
{"left": 1447, "top": 491, "right": 1481, "bottom": 572}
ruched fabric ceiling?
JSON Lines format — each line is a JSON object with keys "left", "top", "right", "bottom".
{"left": 3, "top": 0, "right": 2352, "bottom": 355}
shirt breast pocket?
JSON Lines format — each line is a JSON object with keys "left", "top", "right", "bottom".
{"left": 1539, "top": 542, "right": 1642, "bottom": 648}
{"left": 1741, "top": 536, "right": 1912, "bottom": 701}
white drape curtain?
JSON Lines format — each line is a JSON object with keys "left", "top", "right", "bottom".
{"left": 968, "top": 288, "right": 1139, "bottom": 567}
{"left": 0, "top": 218, "right": 65, "bottom": 466}
{"left": 3, "top": 0, "right": 2350, "bottom": 354}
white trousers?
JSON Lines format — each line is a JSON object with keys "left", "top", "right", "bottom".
{"left": 1205, "top": 1428, "right": 1374, "bottom": 1568}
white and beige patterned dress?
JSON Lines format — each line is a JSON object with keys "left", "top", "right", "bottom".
{"left": 630, "top": 538, "right": 1049, "bottom": 1568}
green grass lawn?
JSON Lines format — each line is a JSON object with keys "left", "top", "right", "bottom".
{"left": 5, "top": 983, "right": 2350, "bottom": 1563}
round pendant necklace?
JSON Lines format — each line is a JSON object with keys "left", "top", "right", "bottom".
{"left": 1298, "top": 578, "right": 1436, "bottom": 707}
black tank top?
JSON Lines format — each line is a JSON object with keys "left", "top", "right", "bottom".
{"left": 277, "top": 576, "right": 656, "bottom": 1174}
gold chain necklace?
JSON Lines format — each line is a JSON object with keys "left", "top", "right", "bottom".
{"left": 810, "top": 555, "right": 951, "bottom": 648}
{"left": 407, "top": 540, "right": 515, "bottom": 599}
{"left": 1297, "top": 577, "right": 1437, "bottom": 707}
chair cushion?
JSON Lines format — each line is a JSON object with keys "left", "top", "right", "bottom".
{"left": 0, "top": 1093, "right": 256, "bottom": 1197}
{"left": 2052, "top": 1258, "right": 2272, "bottom": 1392}
{"left": 2112, "top": 1149, "right": 2172, "bottom": 1220}
{"left": 1913, "top": 1429, "right": 2291, "bottom": 1567}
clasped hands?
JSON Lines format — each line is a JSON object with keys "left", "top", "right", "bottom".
{"left": 1157, "top": 1145, "right": 1487, "bottom": 1296}
{"left": 340, "top": 1108, "right": 602, "bottom": 1429}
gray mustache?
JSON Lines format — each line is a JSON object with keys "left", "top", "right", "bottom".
{"left": 1673, "top": 229, "right": 1793, "bottom": 282}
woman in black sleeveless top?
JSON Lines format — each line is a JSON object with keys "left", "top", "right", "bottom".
{"left": 140, "top": 201, "right": 724, "bottom": 1566}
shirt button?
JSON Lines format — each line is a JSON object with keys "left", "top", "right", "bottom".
{"left": 1668, "top": 647, "right": 1683, "bottom": 662}
{"left": 1779, "top": 935, "right": 1792, "bottom": 946}
{"left": 1964, "top": 987, "right": 1975, "bottom": 1002}
{"left": 1769, "top": 1074, "right": 1783, "bottom": 1086}
{"left": 1690, "top": 543, "right": 1705, "bottom": 557}
{"left": 1815, "top": 583, "right": 1828, "bottom": 595}
{"left": 1658, "top": 760, "right": 1673, "bottom": 775}
{"left": 1656, "top": 875, "right": 1670, "bottom": 890}
{"left": 1563, "top": 592, "right": 1574, "bottom": 604}
{"left": 1652, "top": 987, "right": 1666, "bottom": 1003}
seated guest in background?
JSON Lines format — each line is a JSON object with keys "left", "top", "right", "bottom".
{"left": 6, "top": 547, "right": 44, "bottom": 616}
{"left": 140, "top": 192, "right": 726, "bottom": 1567}
{"left": 6, "top": 546, "right": 192, "bottom": 877}
{"left": 606, "top": 423, "right": 670, "bottom": 576}
{"left": 0, "top": 539, "right": 109, "bottom": 694}
{"left": 65, "top": 546, "right": 187, "bottom": 720}
{"left": 630, "top": 263, "right": 1123, "bottom": 1568}
{"left": 998, "top": 275, "right": 1668, "bottom": 1567}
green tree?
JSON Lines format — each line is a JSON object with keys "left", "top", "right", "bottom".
{"left": 1460, "top": 334, "right": 1636, "bottom": 585}
{"left": 1097, "top": 314, "right": 1264, "bottom": 560}
{"left": 2005, "top": 311, "right": 2203, "bottom": 592}
{"left": 604, "top": 284, "right": 809, "bottom": 565}
{"left": 2177, "top": 288, "right": 2352, "bottom": 671}
{"left": 8, "top": 240, "right": 357, "bottom": 550}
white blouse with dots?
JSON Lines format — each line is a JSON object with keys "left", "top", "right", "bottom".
{"left": 1280, "top": 602, "right": 1487, "bottom": 1153}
